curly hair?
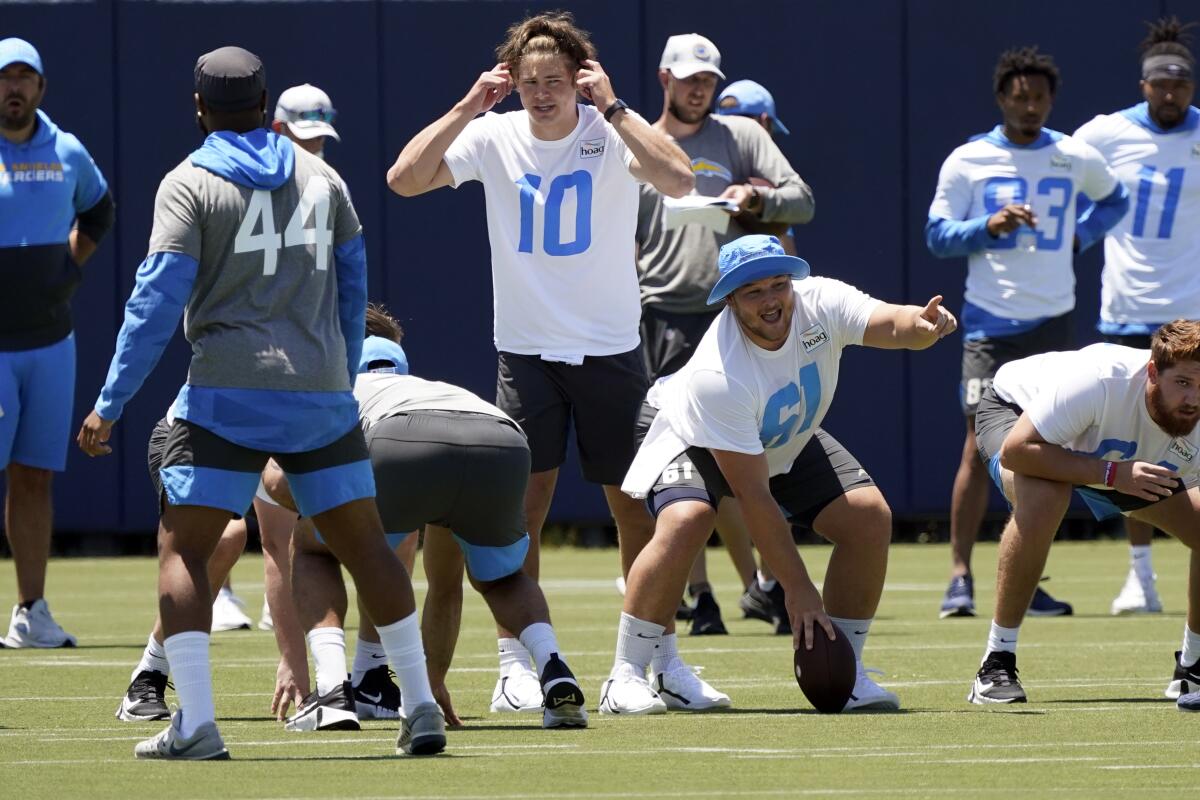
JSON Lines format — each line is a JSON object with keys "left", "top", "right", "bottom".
{"left": 1141, "top": 15, "right": 1196, "bottom": 64}
{"left": 495, "top": 10, "right": 597, "bottom": 79}
{"left": 365, "top": 302, "right": 404, "bottom": 344}
{"left": 993, "top": 46, "right": 1060, "bottom": 96}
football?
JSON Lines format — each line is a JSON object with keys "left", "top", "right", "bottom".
{"left": 793, "top": 626, "right": 857, "bottom": 713}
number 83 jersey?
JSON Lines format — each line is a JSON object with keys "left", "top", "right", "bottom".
{"left": 443, "top": 104, "right": 641, "bottom": 357}
{"left": 1074, "top": 104, "right": 1200, "bottom": 331}
{"left": 928, "top": 126, "right": 1119, "bottom": 322}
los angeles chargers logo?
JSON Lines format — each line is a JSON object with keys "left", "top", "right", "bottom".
{"left": 691, "top": 157, "right": 732, "bottom": 182}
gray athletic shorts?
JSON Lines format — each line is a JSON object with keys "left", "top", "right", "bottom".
{"left": 636, "top": 404, "right": 874, "bottom": 529}
{"left": 961, "top": 312, "right": 1072, "bottom": 415}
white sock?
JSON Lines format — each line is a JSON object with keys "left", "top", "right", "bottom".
{"left": 1131, "top": 545, "right": 1154, "bottom": 581}
{"left": 376, "top": 612, "right": 434, "bottom": 717}
{"left": 985, "top": 621, "right": 1020, "bottom": 662}
{"left": 756, "top": 570, "right": 777, "bottom": 592}
{"left": 498, "top": 637, "right": 532, "bottom": 675}
{"left": 163, "top": 631, "right": 213, "bottom": 738}
{"left": 133, "top": 633, "right": 170, "bottom": 681}
{"left": 1181, "top": 625, "right": 1200, "bottom": 668}
{"left": 612, "top": 612, "right": 664, "bottom": 673}
{"left": 650, "top": 632, "right": 680, "bottom": 676}
{"left": 351, "top": 637, "right": 386, "bottom": 687}
{"left": 518, "top": 622, "right": 560, "bottom": 676}
{"left": 307, "top": 626, "right": 347, "bottom": 695}
{"left": 830, "top": 617, "right": 871, "bottom": 662}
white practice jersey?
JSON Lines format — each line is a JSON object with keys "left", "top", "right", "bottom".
{"left": 1074, "top": 105, "right": 1200, "bottom": 330}
{"left": 622, "top": 277, "right": 881, "bottom": 497}
{"left": 993, "top": 343, "right": 1200, "bottom": 490}
{"left": 929, "top": 127, "right": 1120, "bottom": 320}
{"left": 353, "top": 372, "right": 516, "bottom": 434}
{"left": 443, "top": 104, "right": 641, "bottom": 357}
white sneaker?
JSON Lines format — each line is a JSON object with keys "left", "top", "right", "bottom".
{"left": 843, "top": 663, "right": 901, "bottom": 711}
{"left": 5, "top": 599, "right": 76, "bottom": 648}
{"left": 489, "top": 662, "right": 543, "bottom": 713}
{"left": 211, "top": 588, "right": 252, "bottom": 632}
{"left": 1110, "top": 568, "right": 1163, "bottom": 615}
{"left": 257, "top": 598, "right": 274, "bottom": 631}
{"left": 598, "top": 662, "right": 667, "bottom": 715}
{"left": 653, "top": 658, "right": 731, "bottom": 711}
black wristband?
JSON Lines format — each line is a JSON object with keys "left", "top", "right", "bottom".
{"left": 604, "top": 99, "right": 629, "bottom": 123}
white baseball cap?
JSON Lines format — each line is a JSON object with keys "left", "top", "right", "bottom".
{"left": 659, "top": 33, "right": 725, "bottom": 80}
{"left": 274, "top": 84, "right": 340, "bottom": 141}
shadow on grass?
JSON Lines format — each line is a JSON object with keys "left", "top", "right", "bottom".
{"left": 230, "top": 753, "right": 466, "bottom": 762}
{"left": 1045, "top": 697, "right": 1167, "bottom": 705}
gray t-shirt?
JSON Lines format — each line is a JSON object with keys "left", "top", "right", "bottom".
{"left": 149, "top": 147, "right": 362, "bottom": 392}
{"left": 637, "top": 115, "right": 814, "bottom": 313}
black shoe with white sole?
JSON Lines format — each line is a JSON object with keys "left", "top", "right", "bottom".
{"left": 540, "top": 653, "right": 588, "bottom": 728}
{"left": 1165, "top": 650, "right": 1200, "bottom": 700}
{"left": 116, "top": 670, "right": 171, "bottom": 721}
{"left": 353, "top": 665, "right": 401, "bottom": 720}
{"left": 285, "top": 681, "right": 361, "bottom": 731}
{"left": 968, "top": 651, "right": 1027, "bottom": 704}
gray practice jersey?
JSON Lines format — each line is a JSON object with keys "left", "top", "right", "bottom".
{"left": 637, "top": 115, "right": 814, "bottom": 314}
{"left": 148, "top": 146, "right": 362, "bottom": 392}
{"left": 354, "top": 372, "right": 518, "bottom": 434}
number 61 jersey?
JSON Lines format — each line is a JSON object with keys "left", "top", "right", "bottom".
{"left": 443, "top": 104, "right": 641, "bottom": 357}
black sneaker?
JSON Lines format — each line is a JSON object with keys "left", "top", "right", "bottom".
{"left": 739, "top": 582, "right": 774, "bottom": 623}
{"left": 1027, "top": 579, "right": 1073, "bottom": 617}
{"left": 968, "top": 651, "right": 1026, "bottom": 704}
{"left": 353, "top": 665, "right": 401, "bottom": 720}
{"left": 116, "top": 670, "right": 171, "bottom": 721}
{"left": 689, "top": 591, "right": 728, "bottom": 636}
{"left": 674, "top": 600, "right": 693, "bottom": 621}
{"left": 766, "top": 583, "right": 791, "bottom": 635}
{"left": 1165, "top": 651, "right": 1200, "bottom": 699}
{"left": 285, "top": 680, "right": 361, "bottom": 731}
{"left": 539, "top": 653, "right": 587, "bottom": 728}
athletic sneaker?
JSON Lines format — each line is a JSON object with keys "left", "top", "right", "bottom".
{"left": 285, "top": 681, "right": 361, "bottom": 731}
{"left": 675, "top": 600, "right": 693, "bottom": 622}
{"left": 539, "top": 653, "right": 588, "bottom": 728}
{"left": 1110, "top": 568, "right": 1162, "bottom": 615}
{"left": 939, "top": 574, "right": 975, "bottom": 619}
{"left": 1177, "top": 691, "right": 1200, "bottom": 711}
{"left": 210, "top": 587, "right": 252, "bottom": 632}
{"left": 117, "top": 670, "right": 171, "bottom": 721}
{"left": 739, "top": 581, "right": 791, "bottom": 634}
{"left": 353, "top": 664, "right": 402, "bottom": 720}
{"left": 968, "top": 651, "right": 1026, "bottom": 704}
{"left": 257, "top": 598, "right": 274, "bottom": 631}
{"left": 654, "top": 658, "right": 732, "bottom": 711}
{"left": 396, "top": 702, "right": 446, "bottom": 756}
{"left": 598, "top": 662, "right": 667, "bottom": 715}
{"left": 689, "top": 591, "right": 727, "bottom": 636}
{"left": 1027, "top": 581, "right": 1072, "bottom": 617}
{"left": 5, "top": 599, "right": 76, "bottom": 648}
{"left": 843, "top": 664, "right": 900, "bottom": 711}
{"left": 489, "top": 661, "right": 544, "bottom": 713}
{"left": 134, "top": 710, "right": 229, "bottom": 760}
{"left": 1164, "top": 651, "right": 1200, "bottom": 700}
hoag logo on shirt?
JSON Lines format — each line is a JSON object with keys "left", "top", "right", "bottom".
{"left": 1169, "top": 438, "right": 1196, "bottom": 464}
{"left": 1050, "top": 154, "right": 1072, "bottom": 170}
{"left": 580, "top": 138, "right": 605, "bottom": 159}
{"left": 800, "top": 323, "right": 829, "bottom": 354}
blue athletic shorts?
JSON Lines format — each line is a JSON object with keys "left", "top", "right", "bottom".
{"left": 0, "top": 334, "right": 76, "bottom": 471}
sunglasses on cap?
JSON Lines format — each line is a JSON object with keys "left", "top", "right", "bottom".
{"left": 288, "top": 107, "right": 337, "bottom": 124}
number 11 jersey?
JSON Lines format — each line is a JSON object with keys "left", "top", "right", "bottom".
{"left": 443, "top": 104, "right": 641, "bottom": 357}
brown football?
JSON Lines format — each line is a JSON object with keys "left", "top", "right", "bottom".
{"left": 793, "top": 626, "right": 857, "bottom": 713}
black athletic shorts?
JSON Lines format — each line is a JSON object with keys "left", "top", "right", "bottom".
{"left": 636, "top": 404, "right": 874, "bottom": 529}
{"left": 496, "top": 347, "right": 648, "bottom": 484}
{"left": 960, "top": 312, "right": 1072, "bottom": 416}
{"left": 973, "top": 387, "right": 1185, "bottom": 520}
{"left": 640, "top": 306, "right": 721, "bottom": 382}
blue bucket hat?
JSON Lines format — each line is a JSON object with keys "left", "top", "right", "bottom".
{"left": 0, "top": 38, "right": 43, "bottom": 75}
{"left": 717, "top": 79, "right": 789, "bottom": 135}
{"left": 708, "top": 235, "right": 810, "bottom": 305}
{"left": 359, "top": 335, "right": 409, "bottom": 375}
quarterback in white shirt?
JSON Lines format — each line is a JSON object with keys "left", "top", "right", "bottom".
{"left": 1072, "top": 17, "right": 1200, "bottom": 616}
{"left": 968, "top": 324, "right": 1200, "bottom": 706}
{"left": 599, "top": 235, "right": 957, "bottom": 715}
{"left": 386, "top": 11, "right": 693, "bottom": 711}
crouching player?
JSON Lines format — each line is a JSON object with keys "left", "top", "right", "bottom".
{"left": 969, "top": 322, "right": 1200, "bottom": 707}
{"left": 602, "top": 234, "right": 957, "bottom": 714}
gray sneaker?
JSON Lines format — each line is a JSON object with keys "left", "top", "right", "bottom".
{"left": 134, "top": 710, "right": 230, "bottom": 760}
{"left": 396, "top": 702, "right": 446, "bottom": 756}
{"left": 968, "top": 651, "right": 1026, "bottom": 705}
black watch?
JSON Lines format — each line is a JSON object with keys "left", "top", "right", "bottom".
{"left": 603, "top": 99, "right": 630, "bottom": 123}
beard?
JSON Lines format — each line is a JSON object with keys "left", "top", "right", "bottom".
{"left": 1149, "top": 382, "right": 1200, "bottom": 437}
{"left": 2, "top": 98, "right": 37, "bottom": 131}
{"left": 668, "top": 99, "right": 707, "bottom": 125}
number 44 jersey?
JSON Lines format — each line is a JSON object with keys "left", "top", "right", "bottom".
{"left": 1074, "top": 104, "right": 1200, "bottom": 333}
{"left": 443, "top": 104, "right": 641, "bottom": 357}
{"left": 622, "top": 277, "right": 880, "bottom": 498}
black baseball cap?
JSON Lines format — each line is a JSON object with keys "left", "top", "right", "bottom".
{"left": 194, "top": 46, "right": 266, "bottom": 112}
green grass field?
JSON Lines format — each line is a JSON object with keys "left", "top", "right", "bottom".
{"left": 1, "top": 540, "right": 1198, "bottom": 799}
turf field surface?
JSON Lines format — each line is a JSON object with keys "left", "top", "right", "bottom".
{"left": 2, "top": 541, "right": 1199, "bottom": 799}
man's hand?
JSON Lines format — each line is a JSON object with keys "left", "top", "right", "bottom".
{"left": 1113, "top": 460, "right": 1179, "bottom": 502}
{"left": 432, "top": 682, "right": 463, "bottom": 727}
{"left": 913, "top": 295, "right": 958, "bottom": 340}
{"left": 718, "top": 183, "right": 759, "bottom": 216}
{"left": 271, "top": 657, "right": 307, "bottom": 721}
{"left": 576, "top": 59, "right": 617, "bottom": 115}
{"left": 783, "top": 578, "right": 836, "bottom": 652}
{"left": 77, "top": 411, "right": 114, "bottom": 457}
{"left": 986, "top": 203, "right": 1037, "bottom": 237}
{"left": 459, "top": 64, "right": 513, "bottom": 116}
